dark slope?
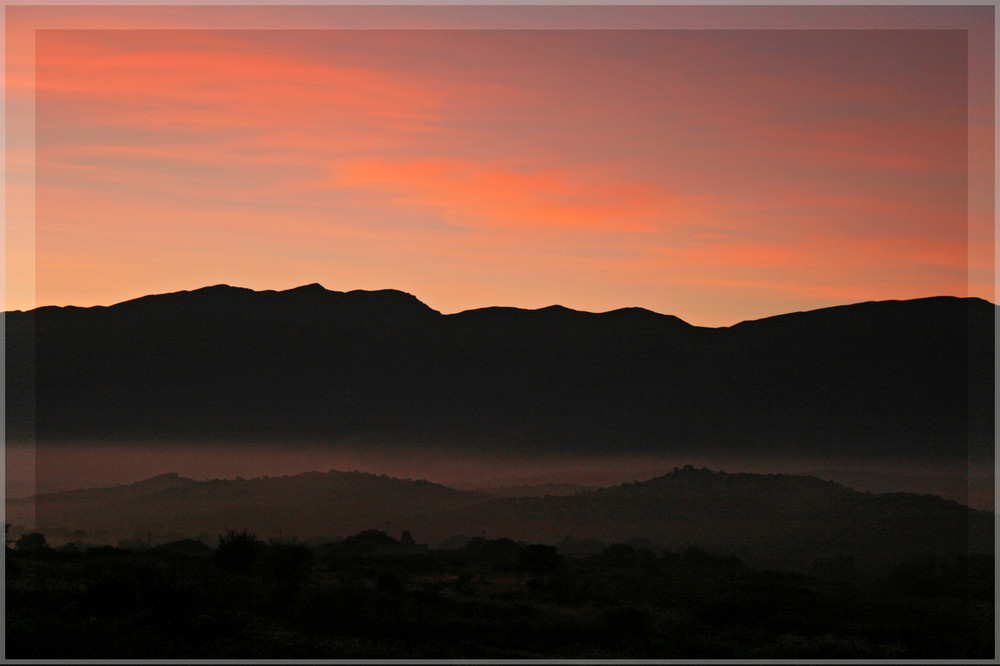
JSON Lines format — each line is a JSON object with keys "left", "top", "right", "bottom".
{"left": 5, "top": 286, "right": 994, "bottom": 461}
{"left": 5, "top": 472, "right": 197, "bottom": 534}
{"left": 6, "top": 285, "right": 446, "bottom": 443}
{"left": 402, "top": 466, "right": 994, "bottom": 569}
{"left": 12, "top": 469, "right": 485, "bottom": 542}
{"left": 11, "top": 467, "right": 991, "bottom": 571}
{"left": 8, "top": 472, "right": 196, "bottom": 507}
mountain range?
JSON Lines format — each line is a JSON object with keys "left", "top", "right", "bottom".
{"left": 4, "top": 284, "right": 994, "bottom": 465}
{"left": 7, "top": 466, "right": 991, "bottom": 571}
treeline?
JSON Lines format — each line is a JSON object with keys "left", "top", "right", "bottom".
{"left": 8, "top": 525, "right": 744, "bottom": 574}
{"left": 6, "top": 524, "right": 994, "bottom": 659}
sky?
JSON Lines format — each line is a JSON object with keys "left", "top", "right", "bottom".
{"left": 5, "top": 5, "right": 995, "bottom": 327}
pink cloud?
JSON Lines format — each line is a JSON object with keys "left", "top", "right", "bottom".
{"left": 331, "top": 157, "right": 709, "bottom": 233}
{"left": 23, "top": 25, "right": 984, "bottom": 323}
{"left": 35, "top": 33, "right": 452, "bottom": 134}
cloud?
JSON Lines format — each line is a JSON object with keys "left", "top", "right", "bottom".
{"left": 25, "top": 26, "right": 982, "bottom": 323}
{"left": 330, "top": 157, "right": 710, "bottom": 233}
{"left": 36, "top": 31, "right": 451, "bottom": 134}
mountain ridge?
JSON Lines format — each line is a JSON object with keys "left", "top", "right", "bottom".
{"left": 9, "top": 464, "right": 984, "bottom": 510}
{"left": 9, "top": 283, "right": 989, "bottom": 327}
{"left": 9, "top": 466, "right": 990, "bottom": 571}
{"left": 5, "top": 285, "right": 994, "bottom": 464}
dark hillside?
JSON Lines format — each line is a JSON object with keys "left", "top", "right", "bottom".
{"left": 9, "top": 469, "right": 486, "bottom": 543}
{"left": 403, "top": 466, "right": 993, "bottom": 570}
{"left": 10, "top": 467, "right": 991, "bottom": 572}
{"left": 4, "top": 286, "right": 994, "bottom": 463}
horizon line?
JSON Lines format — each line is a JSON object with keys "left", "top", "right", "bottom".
{"left": 5, "top": 283, "right": 992, "bottom": 329}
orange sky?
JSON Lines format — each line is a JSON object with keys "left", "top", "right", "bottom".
{"left": 6, "top": 5, "right": 995, "bottom": 326}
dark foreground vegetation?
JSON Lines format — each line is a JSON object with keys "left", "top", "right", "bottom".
{"left": 6, "top": 527, "right": 993, "bottom": 659}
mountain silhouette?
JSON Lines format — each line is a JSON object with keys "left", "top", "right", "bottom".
{"left": 6, "top": 472, "right": 196, "bottom": 510}
{"left": 403, "top": 465, "right": 994, "bottom": 569}
{"left": 9, "top": 467, "right": 990, "bottom": 571}
{"left": 8, "top": 469, "right": 485, "bottom": 544}
{"left": 4, "top": 285, "right": 994, "bottom": 463}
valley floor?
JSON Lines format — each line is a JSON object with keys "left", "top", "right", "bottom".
{"left": 5, "top": 534, "right": 994, "bottom": 659}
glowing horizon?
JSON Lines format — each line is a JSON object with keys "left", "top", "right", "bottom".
{"left": 6, "top": 5, "right": 994, "bottom": 328}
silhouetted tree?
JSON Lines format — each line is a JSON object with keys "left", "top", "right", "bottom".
{"left": 601, "top": 606, "right": 652, "bottom": 641}
{"left": 520, "top": 544, "right": 561, "bottom": 572}
{"left": 328, "top": 529, "right": 398, "bottom": 560}
{"left": 216, "top": 528, "right": 263, "bottom": 572}
{"left": 624, "top": 537, "right": 656, "bottom": 552}
{"left": 350, "top": 529, "right": 397, "bottom": 545}
{"left": 263, "top": 538, "right": 314, "bottom": 579}
{"left": 58, "top": 541, "right": 83, "bottom": 554}
{"left": 889, "top": 553, "right": 949, "bottom": 597}
{"left": 376, "top": 571, "right": 405, "bottom": 596}
{"left": 116, "top": 539, "right": 147, "bottom": 551}
{"left": 812, "top": 554, "right": 856, "bottom": 581}
{"left": 400, "top": 530, "right": 416, "bottom": 546}
{"left": 5, "top": 524, "right": 19, "bottom": 577}
{"left": 464, "top": 537, "right": 521, "bottom": 564}
{"left": 681, "top": 544, "right": 711, "bottom": 566}
{"left": 153, "top": 538, "right": 214, "bottom": 557}
{"left": 14, "top": 532, "right": 49, "bottom": 553}
{"left": 660, "top": 550, "right": 681, "bottom": 566}
{"left": 598, "top": 543, "right": 640, "bottom": 568}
